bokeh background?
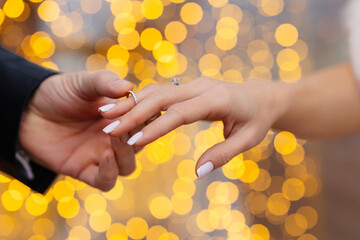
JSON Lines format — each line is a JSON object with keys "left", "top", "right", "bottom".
{"left": 0, "top": 0, "right": 357, "bottom": 239}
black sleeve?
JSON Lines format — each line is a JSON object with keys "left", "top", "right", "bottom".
{"left": 0, "top": 46, "right": 58, "bottom": 193}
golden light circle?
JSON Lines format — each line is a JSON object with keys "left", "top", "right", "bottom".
{"left": 52, "top": 180, "right": 75, "bottom": 201}
{"left": 57, "top": 197, "right": 80, "bottom": 219}
{"left": 89, "top": 211, "right": 112, "bottom": 232}
{"left": 198, "top": 53, "right": 221, "bottom": 77}
{"left": 284, "top": 213, "right": 308, "bottom": 236}
{"left": 276, "top": 48, "right": 300, "bottom": 71}
{"left": 165, "top": 21, "right": 187, "bottom": 44}
{"left": 126, "top": 217, "right": 149, "bottom": 239}
{"left": 275, "top": 23, "right": 299, "bottom": 47}
{"left": 153, "top": 40, "right": 177, "bottom": 63}
{"left": 37, "top": 1, "right": 60, "bottom": 22}
{"left": 102, "top": 179, "right": 124, "bottom": 200}
{"left": 250, "top": 224, "right": 270, "bottom": 240}
{"left": 107, "top": 45, "right": 130, "bottom": 67}
{"left": 146, "top": 225, "right": 167, "bottom": 240}
{"left": 177, "top": 159, "right": 196, "bottom": 181}
{"left": 32, "top": 218, "right": 54, "bottom": 238}
{"left": 260, "top": 0, "right": 284, "bottom": 17}
{"left": 1, "top": 190, "right": 23, "bottom": 211}
{"left": 208, "top": 0, "right": 229, "bottom": 8}
{"left": 26, "top": 193, "right": 48, "bottom": 216}
{"left": 238, "top": 160, "right": 260, "bottom": 183}
{"left": 274, "top": 131, "right": 297, "bottom": 155}
{"left": 282, "top": 178, "right": 305, "bottom": 201}
{"left": 3, "top": 0, "right": 25, "bottom": 18}
{"left": 141, "top": 0, "right": 163, "bottom": 20}
{"left": 84, "top": 194, "right": 107, "bottom": 214}
{"left": 297, "top": 206, "right": 318, "bottom": 229}
{"left": 69, "top": 226, "right": 91, "bottom": 240}
{"left": 106, "top": 223, "right": 127, "bottom": 239}
{"left": 113, "top": 13, "right": 136, "bottom": 34}
{"left": 149, "top": 195, "right": 172, "bottom": 219}
{"left": 140, "top": 28, "right": 162, "bottom": 51}
{"left": 0, "top": 215, "right": 14, "bottom": 237}
{"left": 118, "top": 30, "right": 140, "bottom": 50}
{"left": 267, "top": 193, "right": 290, "bottom": 216}
{"left": 180, "top": 2, "right": 203, "bottom": 25}
{"left": 171, "top": 195, "right": 193, "bottom": 215}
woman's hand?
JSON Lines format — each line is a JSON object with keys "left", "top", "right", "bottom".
{"left": 100, "top": 77, "right": 288, "bottom": 179}
{"left": 19, "top": 70, "right": 136, "bottom": 191}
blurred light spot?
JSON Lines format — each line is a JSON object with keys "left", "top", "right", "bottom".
{"left": 37, "top": 0, "right": 59, "bottom": 22}
{"left": 141, "top": 0, "right": 163, "bottom": 20}
{"left": 57, "top": 196, "right": 80, "bottom": 219}
{"left": 267, "top": 193, "right": 290, "bottom": 216}
{"left": 69, "top": 226, "right": 91, "bottom": 240}
{"left": 3, "top": 0, "right": 25, "bottom": 18}
{"left": 153, "top": 40, "right": 177, "bottom": 63}
{"left": 53, "top": 180, "right": 75, "bottom": 201}
{"left": 32, "top": 218, "right": 54, "bottom": 238}
{"left": 165, "top": 21, "right": 187, "bottom": 44}
{"left": 180, "top": 2, "right": 203, "bottom": 25}
{"left": 80, "top": 0, "right": 102, "bottom": 14}
{"left": 89, "top": 210, "right": 112, "bottom": 232}
{"left": 26, "top": 193, "right": 48, "bottom": 216}
{"left": 84, "top": 194, "right": 107, "bottom": 214}
{"left": 149, "top": 195, "right": 172, "bottom": 219}
{"left": 126, "top": 217, "right": 149, "bottom": 239}
{"left": 284, "top": 213, "right": 307, "bottom": 236}
{"left": 274, "top": 131, "right": 297, "bottom": 155}
{"left": 275, "top": 23, "right": 298, "bottom": 47}
{"left": 140, "top": 28, "right": 162, "bottom": 51}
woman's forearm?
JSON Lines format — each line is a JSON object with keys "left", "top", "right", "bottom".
{"left": 273, "top": 63, "right": 360, "bottom": 139}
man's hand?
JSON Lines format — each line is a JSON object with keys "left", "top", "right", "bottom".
{"left": 19, "top": 70, "right": 135, "bottom": 191}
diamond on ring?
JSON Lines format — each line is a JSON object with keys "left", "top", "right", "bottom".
{"left": 172, "top": 77, "right": 180, "bottom": 86}
{"left": 127, "top": 90, "right": 138, "bottom": 105}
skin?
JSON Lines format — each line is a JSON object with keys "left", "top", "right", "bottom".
{"left": 101, "top": 63, "right": 360, "bottom": 177}
{"left": 19, "top": 70, "right": 136, "bottom": 191}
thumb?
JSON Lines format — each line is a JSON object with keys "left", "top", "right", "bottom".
{"left": 76, "top": 70, "right": 133, "bottom": 100}
{"left": 195, "top": 127, "right": 257, "bottom": 179}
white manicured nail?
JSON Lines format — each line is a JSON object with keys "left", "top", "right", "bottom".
{"left": 103, "top": 120, "right": 120, "bottom": 134}
{"left": 127, "top": 132, "right": 143, "bottom": 146}
{"left": 197, "top": 162, "right": 214, "bottom": 179}
{"left": 98, "top": 103, "right": 116, "bottom": 113}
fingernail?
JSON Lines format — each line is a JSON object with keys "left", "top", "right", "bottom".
{"left": 197, "top": 162, "right": 214, "bottom": 179}
{"left": 127, "top": 131, "right": 143, "bottom": 146}
{"left": 111, "top": 79, "right": 124, "bottom": 87}
{"left": 98, "top": 103, "right": 116, "bottom": 113}
{"left": 103, "top": 120, "right": 120, "bottom": 134}
{"left": 107, "top": 153, "right": 115, "bottom": 166}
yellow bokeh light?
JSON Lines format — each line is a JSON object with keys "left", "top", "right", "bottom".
{"left": 277, "top": 48, "right": 300, "bottom": 71}
{"left": 177, "top": 159, "right": 196, "bottom": 181}
{"left": 31, "top": 35, "right": 56, "bottom": 58}
{"left": 282, "top": 144, "right": 305, "bottom": 165}
{"left": 69, "top": 226, "right": 91, "bottom": 240}
{"left": 297, "top": 206, "right": 318, "bottom": 229}
{"left": 3, "top": 0, "right": 25, "bottom": 18}
{"left": 140, "top": 28, "right": 163, "bottom": 51}
{"left": 196, "top": 209, "right": 218, "bottom": 232}
{"left": 298, "top": 234, "right": 318, "bottom": 240}
{"left": 260, "top": 0, "right": 284, "bottom": 17}
{"left": 110, "top": 0, "right": 133, "bottom": 16}
{"left": 199, "top": 53, "right": 221, "bottom": 77}
{"left": 33, "top": 218, "right": 54, "bottom": 238}
{"left": 282, "top": 178, "right": 305, "bottom": 201}
{"left": 134, "top": 59, "right": 156, "bottom": 80}
{"left": 238, "top": 160, "right": 260, "bottom": 183}
{"left": 53, "top": 180, "right": 75, "bottom": 201}
{"left": 275, "top": 23, "right": 299, "bottom": 47}
{"left": 267, "top": 193, "right": 290, "bottom": 216}
{"left": 146, "top": 225, "right": 167, "bottom": 240}
{"left": 106, "top": 223, "right": 127, "bottom": 239}
{"left": 126, "top": 217, "right": 149, "bottom": 239}
{"left": 153, "top": 40, "right": 177, "bottom": 63}
{"left": 51, "top": 16, "right": 73, "bottom": 37}
{"left": 215, "top": 33, "right": 238, "bottom": 51}
{"left": 208, "top": 0, "right": 228, "bottom": 8}
{"left": 141, "top": 0, "right": 163, "bottom": 20}
{"left": 146, "top": 139, "right": 174, "bottom": 164}
{"left": 107, "top": 45, "right": 130, "bottom": 67}
{"left": 0, "top": 174, "right": 11, "bottom": 183}
{"left": 0, "top": 215, "right": 14, "bottom": 237}
{"left": 118, "top": 30, "right": 140, "bottom": 50}
{"left": 0, "top": 9, "right": 5, "bottom": 26}
{"left": 171, "top": 195, "right": 193, "bottom": 215}
{"left": 222, "top": 155, "right": 244, "bottom": 180}
{"left": 26, "top": 193, "right": 48, "bottom": 216}
{"left": 173, "top": 178, "right": 195, "bottom": 198}
{"left": 114, "top": 13, "right": 136, "bottom": 34}
{"left": 149, "top": 195, "right": 172, "bottom": 219}
{"left": 249, "top": 169, "right": 272, "bottom": 191}
{"left": 89, "top": 211, "right": 112, "bottom": 232}
{"left": 1, "top": 190, "right": 23, "bottom": 211}
{"left": 84, "top": 194, "right": 107, "bottom": 214}
{"left": 57, "top": 197, "right": 80, "bottom": 219}
{"left": 284, "top": 213, "right": 308, "bottom": 236}
{"left": 220, "top": 4, "right": 243, "bottom": 23}
{"left": 8, "top": 179, "right": 30, "bottom": 199}
{"left": 165, "top": 21, "right": 187, "bottom": 44}
{"left": 250, "top": 224, "right": 270, "bottom": 240}
{"left": 180, "top": 2, "right": 203, "bottom": 25}
{"left": 37, "top": 0, "right": 60, "bottom": 22}
{"left": 159, "top": 232, "right": 179, "bottom": 240}
{"left": 274, "top": 131, "right": 298, "bottom": 155}
{"left": 216, "top": 17, "right": 239, "bottom": 39}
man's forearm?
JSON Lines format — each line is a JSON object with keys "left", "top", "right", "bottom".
{"left": 273, "top": 63, "right": 360, "bottom": 139}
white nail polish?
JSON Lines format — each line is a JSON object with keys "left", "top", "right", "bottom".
{"left": 103, "top": 120, "right": 120, "bottom": 134}
{"left": 127, "top": 132, "right": 143, "bottom": 146}
{"left": 197, "top": 162, "right": 214, "bottom": 179}
{"left": 98, "top": 103, "right": 116, "bottom": 113}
